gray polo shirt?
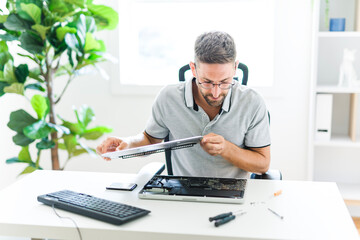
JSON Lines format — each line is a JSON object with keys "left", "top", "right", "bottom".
{"left": 145, "top": 79, "right": 270, "bottom": 178}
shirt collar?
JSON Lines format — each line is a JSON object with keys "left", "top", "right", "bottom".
{"left": 184, "top": 78, "right": 233, "bottom": 112}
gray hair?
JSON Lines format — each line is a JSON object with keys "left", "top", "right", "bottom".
{"left": 194, "top": 31, "right": 236, "bottom": 64}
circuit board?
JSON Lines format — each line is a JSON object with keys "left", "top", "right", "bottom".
{"left": 140, "top": 175, "right": 247, "bottom": 198}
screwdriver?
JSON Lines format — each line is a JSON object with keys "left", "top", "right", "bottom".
{"left": 209, "top": 210, "right": 246, "bottom": 227}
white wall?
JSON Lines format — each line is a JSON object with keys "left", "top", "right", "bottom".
{"left": 0, "top": 0, "right": 313, "bottom": 189}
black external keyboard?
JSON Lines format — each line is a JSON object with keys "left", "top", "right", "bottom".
{"left": 37, "top": 190, "right": 150, "bottom": 225}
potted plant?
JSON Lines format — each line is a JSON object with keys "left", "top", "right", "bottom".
{"left": 0, "top": 0, "right": 118, "bottom": 174}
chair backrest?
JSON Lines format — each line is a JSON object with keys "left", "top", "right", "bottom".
{"left": 165, "top": 63, "right": 280, "bottom": 180}
{"left": 178, "top": 62, "right": 249, "bottom": 85}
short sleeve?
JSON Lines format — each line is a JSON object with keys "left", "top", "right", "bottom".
{"left": 244, "top": 97, "right": 271, "bottom": 148}
{"left": 144, "top": 87, "right": 170, "bottom": 139}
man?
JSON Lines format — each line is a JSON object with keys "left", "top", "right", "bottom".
{"left": 96, "top": 31, "right": 270, "bottom": 178}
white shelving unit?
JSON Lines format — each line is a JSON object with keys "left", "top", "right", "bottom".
{"left": 309, "top": 0, "right": 360, "bottom": 215}
{"left": 318, "top": 31, "right": 360, "bottom": 37}
{"left": 316, "top": 86, "right": 360, "bottom": 93}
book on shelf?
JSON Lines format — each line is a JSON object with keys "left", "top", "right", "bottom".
{"left": 356, "top": 0, "right": 360, "bottom": 32}
{"left": 315, "top": 94, "right": 333, "bottom": 141}
{"left": 349, "top": 93, "right": 358, "bottom": 141}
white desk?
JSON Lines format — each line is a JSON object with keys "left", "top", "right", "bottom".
{"left": 0, "top": 163, "right": 358, "bottom": 240}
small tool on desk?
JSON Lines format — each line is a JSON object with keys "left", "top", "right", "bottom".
{"left": 209, "top": 210, "right": 246, "bottom": 227}
{"left": 267, "top": 207, "right": 284, "bottom": 220}
{"left": 273, "top": 190, "right": 282, "bottom": 197}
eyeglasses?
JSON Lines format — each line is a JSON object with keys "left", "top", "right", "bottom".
{"left": 197, "top": 80, "right": 235, "bottom": 90}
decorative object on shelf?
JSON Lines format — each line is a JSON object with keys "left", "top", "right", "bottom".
{"left": 0, "top": 0, "right": 118, "bottom": 174}
{"left": 338, "top": 48, "right": 359, "bottom": 87}
{"left": 329, "top": 18, "right": 346, "bottom": 31}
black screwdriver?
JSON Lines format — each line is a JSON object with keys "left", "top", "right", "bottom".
{"left": 209, "top": 210, "right": 246, "bottom": 227}
{"left": 209, "top": 212, "right": 233, "bottom": 222}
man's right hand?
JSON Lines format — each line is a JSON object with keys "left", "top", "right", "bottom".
{"left": 96, "top": 137, "right": 129, "bottom": 161}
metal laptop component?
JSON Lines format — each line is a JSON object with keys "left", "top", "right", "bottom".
{"left": 101, "top": 136, "right": 203, "bottom": 159}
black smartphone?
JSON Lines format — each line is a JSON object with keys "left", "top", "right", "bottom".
{"left": 106, "top": 182, "right": 137, "bottom": 191}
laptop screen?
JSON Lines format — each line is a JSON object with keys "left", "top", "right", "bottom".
{"left": 101, "top": 136, "right": 203, "bottom": 159}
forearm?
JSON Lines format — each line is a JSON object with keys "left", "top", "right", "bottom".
{"left": 221, "top": 141, "right": 270, "bottom": 173}
{"left": 125, "top": 132, "right": 162, "bottom": 148}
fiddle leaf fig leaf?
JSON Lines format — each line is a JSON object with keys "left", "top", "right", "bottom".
{"left": 16, "top": 0, "right": 43, "bottom": 22}
{"left": 31, "top": 94, "right": 48, "bottom": 119}
{"left": 77, "top": 105, "right": 94, "bottom": 128}
{"left": 4, "top": 13, "right": 32, "bottom": 31}
{"left": 36, "top": 138, "right": 55, "bottom": 149}
{"left": 78, "top": 141, "right": 97, "bottom": 157}
{"left": 24, "top": 83, "right": 45, "bottom": 92}
{"left": 64, "top": 0, "right": 86, "bottom": 8}
{"left": 7, "top": 109, "right": 37, "bottom": 133}
{"left": 4, "top": 82, "right": 24, "bottom": 95}
{"left": 87, "top": 4, "right": 118, "bottom": 31}
{"left": 0, "top": 33, "right": 18, "bottom": 41}
{"left": 0, "top": 15, "right": 8, "bottom": 23}
{"left": 12, "top": 132, "right": 35, "bottom": 146}
{"left": 73, "top": 148, "right": 87, "bottom": 156}
{"left": 47, "top": 122, "right": 71, "bottom": 135}
{"left": 82, "top": 126, "right": 112, "bottom": 140}
{"left": 19, "top": 31, "right": 44, "bottom": 54}
{"left": 23, "top": 120, "right": 52, "bottom": 139}
{"left": 20, "top": 3, "right": 41, "bottom": 24}
{"left": 56, "top": 26, "right": 77, "bottom": 42}
{"left": 0, "top": 81, "right": 10, "bottom": 97}
{"left": 19, "top": 165, "right": 38, "bottom": 175}
{"left": 28, "top": 68, "right": 43, "bottom": 82}
{"left": 18, "top": 146, "right": 32, "bottom": 162}
{"left": 85, "top": 16, "right": 96, "bottom": 33}
{"left": 3, "top": 61, "right": 16, "bottom": 83}
{"left": 58, "top": 114, "right": 82, "bottom": 134}
{"left": 61, "top": 121, "right": 82, "bottom": 134}
{"left": 0, "top": 41, "right": 13, "bottom": 71}
{"left": 14, "top": 64, "right": 29, "bottom": 84}
{"left": 6, "top": 157, "right": 22, "bottom": 164}
{"left": 84, "top": 32, "right": 100, "bottom": 52}
{"left": 64, "top": 33, "right": 78, "bottom": 50}
{"left": 31, "top": 24, "right": 50, "bottom": 40}
{"left": 63, "top": 134, "right": 77, "bottom": 156}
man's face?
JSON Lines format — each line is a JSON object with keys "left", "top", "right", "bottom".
{"left": 191, "top": 61, "right": 237, "bottom": 107}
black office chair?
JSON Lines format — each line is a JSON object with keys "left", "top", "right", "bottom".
{"left": 165, "top": 63, "right": 281, "bottom": 180}
{"left": 178, "top": 62, "right": 249, "bottom": 85}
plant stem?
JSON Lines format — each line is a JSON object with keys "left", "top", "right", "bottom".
{"left": 44, "top": 51, "right": 60, "bottom": 170}
{"left": 36, "top": 149, "right": 41, "bottom": 168}
{"left": 54, "top": 74, "right": 74, "bottom": 104}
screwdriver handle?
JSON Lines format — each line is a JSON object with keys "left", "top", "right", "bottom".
{"left": 209, "top": 212, "right": 232, "bottom": 222}
{"left": 214, "top": 215, "right": 236, "bottom": 227}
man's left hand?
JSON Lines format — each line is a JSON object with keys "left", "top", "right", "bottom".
{"left": 200, "top": 133, "right": 227, "bottom": 156}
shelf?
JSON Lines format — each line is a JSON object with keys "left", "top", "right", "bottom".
{"left": 337, "top": 182, "right": 360, "bottom": 201}
{"left": 314, "top": 134, "right": 360, "bottom": 147}
{"left": 318, "top": 32, "right": 360, "bottom": 38}
{"left": 316, "top": 86, "right": 360, "bottom": 93}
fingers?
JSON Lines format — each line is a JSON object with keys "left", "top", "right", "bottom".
{"left": 116, "top": 141, "right": 128, "bottom": 151}
{"left": 96, "top": 137, "right": 123, "bottom": 158}
{"left": 201, "top": 142, "right": 224, "bottom": 156}
{"left": 201, "top": 133, "right": 226, "bottom": 156}
{"left": 202, "top": 133, "right": 223, "bottom": 144}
